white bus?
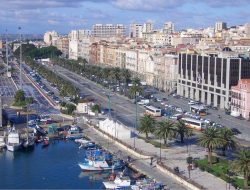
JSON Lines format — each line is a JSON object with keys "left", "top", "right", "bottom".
{"left": 181, "top": 117, "right": 206, "bottom": 131}
{"left": 145, "top": 106, "right": 161, "bottom": 117}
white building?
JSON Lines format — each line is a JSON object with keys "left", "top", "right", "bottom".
{"left": 92, "top": 24, "right": 125, "bottom": 38}
{"left": 143, "top": 22, "right": 153, "bottom": 33}
{"left": 43, "top": 31, "right": 59, "bottom": 46}
{"left": 215, "top": 21, "right": 227, "bottom": 32}
{"left": 130, "top": 24, "right": 143, "bottom": 38}
{"left": 163, "top": 22, "right": 174, "bottom": 34}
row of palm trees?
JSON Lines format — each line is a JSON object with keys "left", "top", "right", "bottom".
{"left": 138, "top": 115, "right": 192, "bottom": 145}
{"left": 198, "top": 126, "right": 250, "bottom": 188}
{"left": 52, "top": 57, "right": 132, "bottom": 86}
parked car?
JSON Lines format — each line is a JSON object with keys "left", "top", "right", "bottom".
{"left": 176, "top": 107, "right": 183, "bottom": 113}
{"left": 212, "top": 106, "right": 218, "bottom": 110}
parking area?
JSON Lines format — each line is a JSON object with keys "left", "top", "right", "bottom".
{"left": 0, "top": 75, "right": 17, "bottom": 97}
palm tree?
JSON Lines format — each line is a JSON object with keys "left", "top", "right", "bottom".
{"left": 232, "top": 149, "right": 250, "bottom": 189}
{"left": 219, "top": 127, "right": 237, "bottom": 156}
{"left": 138, "top": 115, "right": 156, "bottom": 139}
{"left": 128, "top": 77, "right": 143, "bottom": 99}
{"left": 154, "top": 120, "right": 175, "bottom": 145}
{"left": 174, "top": 120, "right": 193, "bottom": 143}
{"left": 198, "top": 127, "right": 225, "bottom": 166}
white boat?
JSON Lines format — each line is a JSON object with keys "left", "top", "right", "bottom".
{"left": 66, "top": 125, "right": 84, "bottom": 139}
{"left": 75, "top": 138, "right": 89, "bottom": 144}
{"left": 78, "top": 159, "right": 125, "bottom": 171}
{"left": 6, "top": 131, "right": 22, "bottom": 152}
{"left": 103, "top": 173, "right": 131, "bottom": 189}
{"left": 0, "top": 136, "right": 6, "bottom": 149}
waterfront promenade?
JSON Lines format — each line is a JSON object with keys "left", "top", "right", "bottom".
{"left": 83, "top": 124, "right": 236, "bottom": 190}
{"left": 83, "top": 125, "right": 187, "bottom": 190}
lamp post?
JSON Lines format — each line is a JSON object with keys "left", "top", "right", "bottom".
{"left": 5, "top": 29, "right": 9, "bottom": 74}
{"left": 133, "top": 91, "right": 139, "bottom": 149}
{"left": 18, "top": 26, "right": 22, "bottom": 89}
{"left": 160, "top": 137, "right": 162, "bottom": 162}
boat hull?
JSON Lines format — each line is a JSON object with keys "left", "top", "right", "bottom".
{"left": 6, "top": 144, "right": 22, "bottom": 152}
{"left": 78, "top": 163, "right": 124, "bottom": 171}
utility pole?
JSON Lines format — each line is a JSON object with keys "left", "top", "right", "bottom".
{"left": 18, "top": 26, "right": 22, "bottom": 89}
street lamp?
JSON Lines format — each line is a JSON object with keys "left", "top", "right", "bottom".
{"left": 5, "top": 29, "right": 9, "bottom": 74}
{"left": 133, "top": 91, "right": 139, "bottom": 149}
{"left": 18, "top": 26, "right": 22, "bottom": 89}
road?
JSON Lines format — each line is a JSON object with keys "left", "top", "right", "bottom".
{"left": 27, "top": 62, "right": 249, "bottom": 147}
{"left": 51, "top": 64, "right": 145, "bottom": 128}
{"left": 11, "top": 61, "right": 59, "bottom": 116}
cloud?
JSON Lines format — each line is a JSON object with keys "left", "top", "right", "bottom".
{"left": 112, "top": 0, "right": 186, "bottom": 11}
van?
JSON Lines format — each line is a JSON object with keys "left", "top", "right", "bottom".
{"left": 171, "top": 114, "right": 183, "bottom": 120}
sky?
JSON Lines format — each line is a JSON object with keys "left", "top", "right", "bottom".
{"left": 0, "top": 0, "right": 250, "bottom": 34}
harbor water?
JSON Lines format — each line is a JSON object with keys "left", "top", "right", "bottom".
{"left": 0, "top": 140, "right": 131, "bottom": 189}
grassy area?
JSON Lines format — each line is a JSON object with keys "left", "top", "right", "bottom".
{"left": 194, "top": 157, "right": 249, "bottom": 189}
{"left": 138, "top": 136, "right": 169, "bottom": 149}
{"left": 12, "top": 101, "right": 29, "bottom": 107}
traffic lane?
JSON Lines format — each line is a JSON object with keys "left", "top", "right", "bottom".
{"left": 55, "top": 67, "right": 145, "bottom": 116}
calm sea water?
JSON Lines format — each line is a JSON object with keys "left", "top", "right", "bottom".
{"left": 0, "top": 140, "right": 125, "bottom": 189}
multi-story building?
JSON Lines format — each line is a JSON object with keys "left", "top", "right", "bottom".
{"left": 143, "top": 22, "right": 153, "bottom": 33}
{"left": 92, "top": 24, "right": 125, "bottom": 38}
{"left": 130, "top": 24, "right": 143, "bottom": 38}
{"left": 68, "top": 30, "right": 92, "bottom": 60}
{"left": 44, "top": 31, "right": 59, "bottom": 46}
{"left": 163, "top": 22, "right": 174, "bottom": 34}
{"left": 55, "top": 36, "right": 69, "bottom": 57}
{"left": 177, "top": 53, "right": 250, "bottom": 109}
{"left": 0, "top": 40, "right": 3, "bottom": 49}
{"left": 143, "top": 31, "right": 172, "bottom": 46}
{"left": 231, "top": 79, "right": 250, "bottom": 119}
{"left": 154, "top": 54, "right": 178, "bottom": 93}
{"left": 215, "top": 22, "right": 227, "bottom": 32}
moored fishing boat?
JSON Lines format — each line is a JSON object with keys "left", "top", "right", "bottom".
{"left": 103, "top": 172, "right": 131, "bottom": 189}
{"left": 6, "top": 129, "right": 23, "bottom": 152}
{"left": 42, "top": 137, "right": 49, "bottom": 147}
{"left": 66, "top": 125, "right": 84, "bottom": 140}
{"left": 79, "top": 149, "right": 124, "bottom": 171}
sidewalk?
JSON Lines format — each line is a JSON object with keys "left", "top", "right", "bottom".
{"left": 83, "top": 125, "right": 187, "bottom": 190}
{"left": 84, "top": 123, "right": 235, "bottom": 190}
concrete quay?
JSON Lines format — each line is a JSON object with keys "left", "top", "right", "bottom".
{"left": 82, "top": 123, "right": 236, "bottom": 190}
{"left": 82, "top": 124, "right": 187, "bottom": 190}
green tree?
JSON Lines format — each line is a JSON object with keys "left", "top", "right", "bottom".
{"left": 66, "top": 103, "right": 76, "bottom": 115}
{"left": 154, "top": 120, "right": 175, "bottom": 145}
{"left": 198, "top": 127, "right": 225, "bottom": 166}
{"left": 219, "top": 127, "right": 237, "bottom": 156}
{"left": 138, "top": 115, "right": 156, "bottom": 139}
{"left": 91, "top": 104, "right": 100, "bottom": 113}
{"left": 14, "top": 90, "right": 25, "bottom": 103}
{"left": 174, "top": 120, "right": 193, "bottom": 143}
{"left": 232, "top": 149, "right": 250, "bottom": 189}
{"left": 128, "top": 77, "right": 143, "bottom": 99}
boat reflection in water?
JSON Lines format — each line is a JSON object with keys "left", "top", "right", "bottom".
{"left": 78, "top": 170, "right": 111, "bottom": 181}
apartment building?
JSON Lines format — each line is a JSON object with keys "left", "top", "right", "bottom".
{"left": 231, "top": 79, "right": 250, "bottom": 119}
{"left": 44, "top": 31, "right": 59, "bottom": 46}
{"left": 215, "top": 21, "right": 227, "bottom": 32}
{"left": 154, "top": 54, "right": 178, "bottom": 93}
{"left": 55, "top": 36, "right": 69, "bottom": 57}
{"left": 92, "top": 24, "right": 125, "bottom": 38}
{"left": 130, "top": 24, "right": 143, "bottom": 38}
{"left": 177, "top": 53, "right": 250, "bottom": 109}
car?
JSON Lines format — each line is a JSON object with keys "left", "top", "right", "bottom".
{"left": 188, "top": 101, "right": 197, "bottom": 105}
{"left": 212, "top": 106, "right": 218, "bottom": 110}
{"left": 176, "top": 107, "right": 183, "bottom": 113}
{"left": 231, "top": 128, "right": 241, "bottom": 135}
{"left": 157, "top": 98, "right": 162, "bottom": 102}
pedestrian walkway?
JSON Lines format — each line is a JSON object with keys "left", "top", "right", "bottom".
{"left": 83, "top": 126, "right": 187, "bottom": 190}
{"left": 84, "top": 124, "right": 235, "bottom": 190}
